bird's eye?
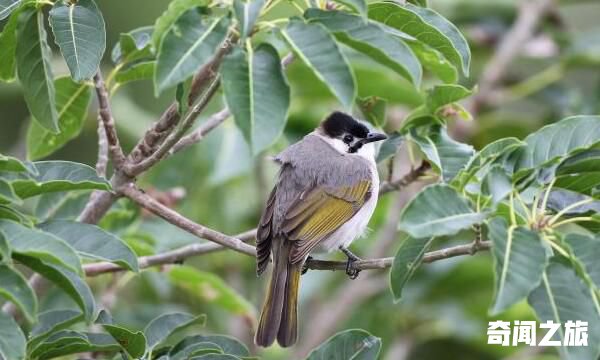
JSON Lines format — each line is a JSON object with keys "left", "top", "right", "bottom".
{"left": 343, "top": 135, "right": 354, "bottom": 144}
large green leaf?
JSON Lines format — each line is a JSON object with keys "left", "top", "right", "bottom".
{"left": 145, "top": 312, "right": 207, "bottom": 352}
{"left": 0, "top": 311, "right": 26, "bottom": 360}
{"left": 563, "top": 234, "right": 600, "bottom": 289}
{"left": 1, "top": 161, "right": 110, "bottom": 198}
{"left": 171, "top": 335, "right": 249, "bottom": 357}
{"left": 30, "top": 331, "right": 120, "bottom": 360}
{"left": 0, "top": 219, "right": 82, "bottom": 275}
{"left": 15, "top": 255, "right": 95, "bottom": 322}
{"left": 389, "top": 236, "right": 433, "bottom": 301}
{"left": 555, "top": 150, "right": 600, "bottom": 196}
{"left": 306, "top": 329, "right": 381, "bottom": 360}
{"left": 49, "top": 0, "right": 105, "bottom": 81}
{"left": 39, "top": 220, "right": 139, "bottom": 272}
{"left": 233, "top": 0, "right": 264, "bottom": 39}
{"left": 481, "top": 165, "right": 512, "bottom": 206}
{"left": 0, "top": 9, "right": 19, "bottom": 81}
{"left": 169, "top": 266, "right": 255, "bottom": 316}
{"left": 512, "top": 115, "right": 600, "bottom": 173}
{"left": 96, "top": 312, "right": 147, "bottom": 359}
{"left": 114, "top": 61, "right": 155, "bottom": 85}
{"left": 221, "top": 44, "right": 290, "bottom": 155}
{"left": 152, "top": 0, "right": 209, "bottom": 48}
{"left": 281, "top": 18, "right": 356, "bottom": 109}
{"left": 154, "top": 9, "right": 229, "bottom": 94}
{"left": 425, "top": 84, "right": 472, "bottom": 114}
{"left": 0, "top": 264, "right": 37, "bottom": 322}
{"left": 409, "top": 125, "right": 474, "bottom": 182}
{"left": 407, "top": 40, "right": 457, "bottom": 83}
{"left": 16, "top": 8, "right": 59, "bottom": 133}
{"left": 305, "top": 9, "right": 421, "bottom": 86}
{"left": 528, "top": 259, "right": 600, "bottom": 360}
{"left": 29, "top": 310, "right": 84, "bottom": 350}
{"left": 369, "top": 2, "right": 470, "bottom": 75}
{"left": 488, "top": 218, "right": 549, "bottom": 315}
{"left": 111, "top": 26, "right": 153, "bottom": 64}
{"left": 0, "top": 0, "right": 20, "bottom": 20}
{"left": 398, "top": 184, "right": 485, "bottom": 238}
{"left": 27, "top": 77, "right": 92, "bottom": 160}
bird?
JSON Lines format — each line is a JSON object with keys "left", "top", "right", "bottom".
{"left": 254, "top": 111, "right": 387, "bottom": 348}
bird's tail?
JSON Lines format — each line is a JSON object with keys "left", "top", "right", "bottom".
{"left": 255, "top": 243, "right": 301, "bottom": 347}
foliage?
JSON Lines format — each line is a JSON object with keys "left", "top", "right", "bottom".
{"left": 1, "top": 0, "right": 600, "bottom": 359}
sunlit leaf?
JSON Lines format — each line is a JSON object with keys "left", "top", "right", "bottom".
{"left": 0, "top": 264, "right": 36, "bottom": 322}
{"left": 27, "top": 77, "right": 92, "bottom": 160}
{"left": 16, "top": 8, "right": 58, "bottom": 132}
{"left": 0, "top": 9, "right": 19, "bottom": 81}
{"left": 111, "top": 26, "right": 153, "bottom": 64}
{"left": 221, "top": 44, "right": 290, "bottom": 154}
{"left": 488, "top": 217, "right": 549, "bottom": 315}
{"left": 425, "top": 84, "right": 472, "bottom": 114}
{"left": 114, "top": 61, "right": 155, "bottom": 85}
{"left": 154, "top": 9, "right": 229, "bottom": 94}
{"left": 281, "top": 18, "right": 356, "bottom": 109}
{"left": 398, "top": 184, "right": 484, "bottom": 238}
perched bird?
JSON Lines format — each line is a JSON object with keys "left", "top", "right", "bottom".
{"left": 254, "top": 111, "right": 387, "bottom": 347}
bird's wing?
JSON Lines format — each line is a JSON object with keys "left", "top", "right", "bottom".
{"left": 256, "top": 187, "right": 277, "bottom": 275}
{"left": 281, "top": 178, "right": 372, "bottom": 264}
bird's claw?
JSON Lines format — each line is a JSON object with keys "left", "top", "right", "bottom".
{"left": 345, "top": 258, "right": 360, "bottom": 279}
{"left": 301, "top": 256, "right": 313, "bottom": 275}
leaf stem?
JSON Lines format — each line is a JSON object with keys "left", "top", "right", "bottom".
{"left": 540, "top": 177, "right": 556, "bottom": 215}
{"left": 552, "top": 216, "right": 594, "bottom": 228}
{"left": 509, "top": 191, "right": 517, "bottom": 225}
{"left": 548, "top": 198, "right": 595, "bottom": 225}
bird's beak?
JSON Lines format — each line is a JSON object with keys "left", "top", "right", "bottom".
{"left": 363, "top": 132, "right": 388, "bottom": 144}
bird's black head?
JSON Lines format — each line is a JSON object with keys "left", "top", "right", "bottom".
{"left": 320, "top": 111, "right": 387, "bottom": 154}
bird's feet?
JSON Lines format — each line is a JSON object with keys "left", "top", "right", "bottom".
{"left": 340, "top": 246, "right": 361, "bottom": 280}
{"left": 301, "top": 256, "right": 313, "bottom": 275}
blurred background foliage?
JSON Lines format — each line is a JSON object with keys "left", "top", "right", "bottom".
{"left": 2, "top": 0, "right": 600, "bottom": 359}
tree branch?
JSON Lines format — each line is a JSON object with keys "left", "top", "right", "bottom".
{"left": 379, "top": 162, "right": 430, "bottom": 195}
{"left": 93, "top": 71, "right": 127, "bottom": 169}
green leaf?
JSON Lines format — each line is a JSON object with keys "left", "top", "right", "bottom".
{"left": 16, "top": 8, "right": 59, "bottom": 133}
{"left": 2, "top": 160, "right": 110, "bottom": 198}
{"left": 35, "top": 191, "right": 91, "bottom": 222}
{"left": 154, "top": 9, "right": 229, "bottom": 94}
{"left": 0, "top": 9, "right": 19, "bottom": 81}
{"left": 30, "top": 331, "right": 120, "bottom": 360}
{"left": 39, "top": 220, "right": 139, "bottom": 272}
{"left": 145, "top": 312, "right": 207, "bottom": 352}
{"left": 407, "top": 40, "right": 457, "bottom": 83}
{"left": 169, "top": 266, "right": 255, "bottom": 316}
{"left": 555, "top": 150, "right": 600, "bottom": 196}
{"left": 27, "top": 77, "right": 92, "bottom": 160}
{"left": 425, "top": 84, "right": 472, "bottom": 114}
{"left": 0, "top": 154, "right": 33, "bottom": 173}
{"left": 189, "top": 355, "right": 239, "bottom": 360}
{"left": 0, "top": 205, "right": 30, "bottom": 224}
{"left": 305, "top": 9, "right": 421, "bottom": 86}
{"left": 409, "top": 125, "right": 474, "bottom": 182}
{"left": 528, "top": 259, "right": 600, "bottom": 360}
{"left": 172, "top": 335, "right": 249, "bottom": 357}
{"left": 233, "top": 0, "right": 264, "bottom": 39}
{"left": 512, "top": 115, "right": 600, "bottom": 173}
{"left": 49, "top": 0, "right": 105, "bottom": 81}
{"left": 0, "top": 219, "right": 82, "bottom": 275}
{"left": 0, "top": 311, "right": 26, "bottom": 360}
{"left": 114, "top": 61, "right": 155, "bottom": 85}
{"left": 281, "top": 18, "right": 356, "bottom": 109}
{"left": 0, "top": 0, "right": 20, "bottom": 20}
{"left": 306, "top": 329, "right": 381, "bottom": 360}
{"left": 481, "top": 165, "right": 512, "bottom": 205}
{"left": 376, "top": 132, "right": 402, "bottom": 163}
{"left": 152, "top": 0, "right": 209, "bottom": 48}
{"left": 357, "top": 96, "right": 387, "bottom": 127}
{"left": 546, "top": 189, "right": 600, "bottom": 215}
{"left": 100, "top": 322, "right": 146, "bottom": 358}
{"left": 0, "top": 264, "right": 36, "bottom": 322}
{"left": 0, "top": 179, "right": 20, "bottom": 204}
{"left": 369, "top": 2, "right": 470, "bottom": 75}
{"left": 29, "top": 310, "right": 84, "bottom": 350}
{"left": 111, "top": 26, "right": 153, "bottom": 64}
{"left": 221, "top": 44, "right": 290, "bottom": 155}
{"left": 15, "top": 254, "right": 96, "bottom": 322}
{"left": 170, "top": 338, "right": 223, "bottom": 360}
{"left": 398, "top": 184, "right": 485, "bottom": 238}
{"left": 0, "top": 232, "right": 9, "bottom": 261}
{"left": 331, "top": 0, "right": 366, "bottom": 17}
{"left": 389, "top": 236, "right": 433, "bottom": 301}
{"left": 488, "top": 217, "right": 550, "bottom": 315}
{"left": 564, "top": 234, "right": 600, "bottom": 289}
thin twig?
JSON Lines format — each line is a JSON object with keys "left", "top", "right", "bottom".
{"left": 95, "top": 117, "right": 109, "bottom": 177}
{"left": 93, "top": 71, "right": 127, "bottom": 169}
{"left": 379, "top": 162, "right": 430, "bottom": 194}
